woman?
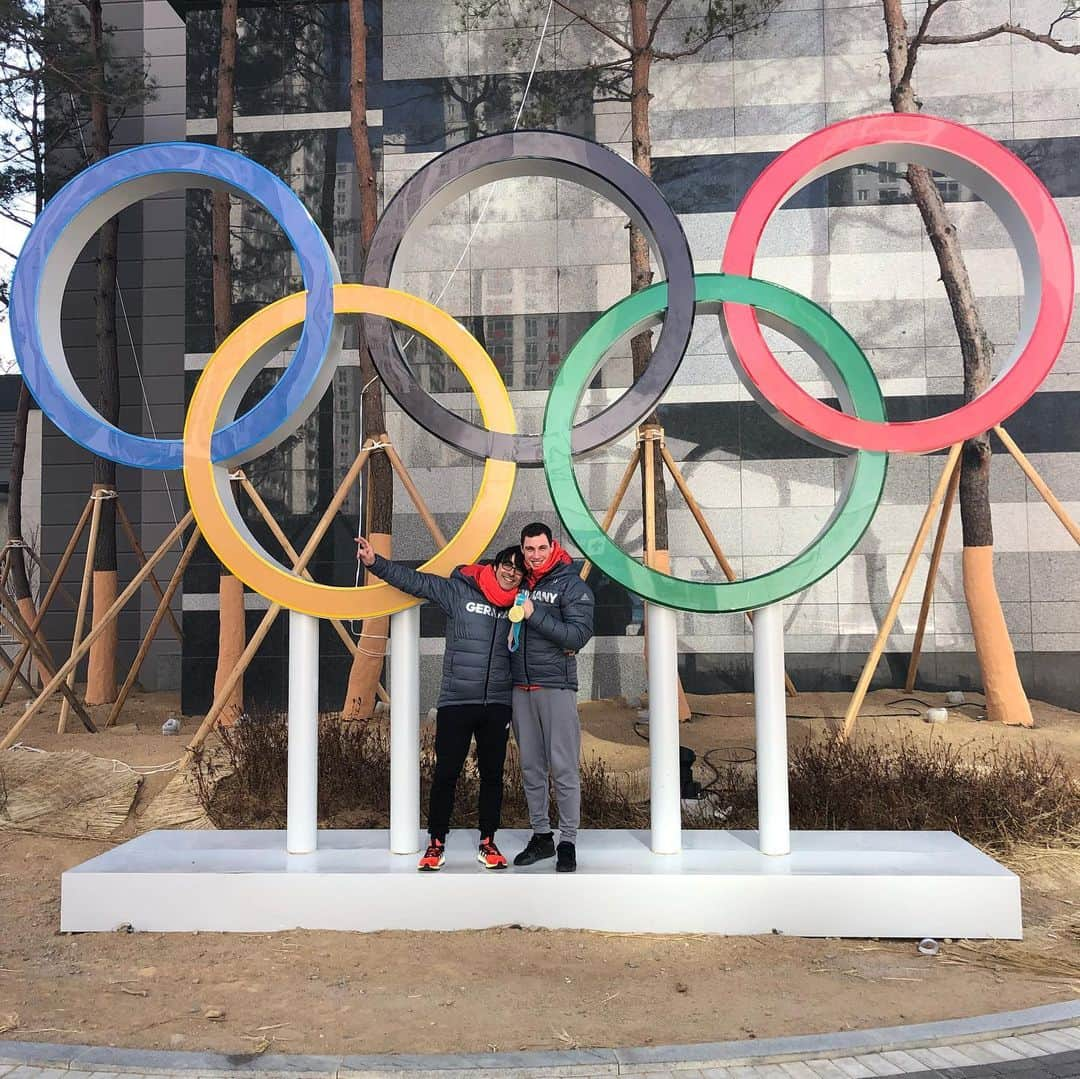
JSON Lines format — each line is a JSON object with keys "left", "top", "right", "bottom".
{"left": 356, "top": 537, "right": 526, "bottom": 871}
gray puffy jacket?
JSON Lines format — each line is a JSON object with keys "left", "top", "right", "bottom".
{"left": 509, "top": 559, "right": 595, "bottom": 691}
{"left": 368, "top": 554, "right": 513, "bottom": 708}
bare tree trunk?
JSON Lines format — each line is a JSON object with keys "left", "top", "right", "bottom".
{"left": 343, "top": 0, "right": 393, "bottom": 720}
{"left": 626, "top": 0, "right": 688, "bottom": 721}
{"left": 7, "top": 383, "right": 39, "bottom": 683}
{"left": 627, "top": 0, "right": 669, "bottom": 551}
{"left": 882, "top": 0, "right": 1031, "bottom": 725}
{"left": 317, "top": 121, "right": 339, "bottom": 511}
{"left": 84, "top": 0, "right": 119, "bottom": 705}
{"left": 211, "top": 0, "right": 244, "bottom": 719}
{"left": 9, "top": 81, "right": 46, "bottom": 671}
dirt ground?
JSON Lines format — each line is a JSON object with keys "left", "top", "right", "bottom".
{"left": 0, "top": 687, "right": 1078, "bottom": 1056}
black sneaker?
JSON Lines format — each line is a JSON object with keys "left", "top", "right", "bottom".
{"left": 556, "top": 841, "right": 577, "bottom": 873}
{"left": 513, "top": 832, "right": 555, "bottom": 867}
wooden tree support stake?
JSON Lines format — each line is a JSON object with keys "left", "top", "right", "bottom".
{"left": 0, "top": 587, "right": 95, "bottom": 733}
{"left": 0, "top": 626, "right": 37, "bottom": 700}
{"left": 235, "top": 472, "right": 362, "bottom": 663}
{"left": 58, "top": 488, "right": 106, "bottom": 734}
{"left": 384, "top": 441, "right": 448, "bottom": 548}
{"left": 0, "top": 510, "right": 194, "bottom": 751}
{"left": 116, "top": 499, "right": 184, "bottom": 643}
{"left": 904, "top": 457, "right": 962, "bottom": 691}
{"left": 642, "top": 428, "right": 659, "bottom": 570}
{"left": 902, "top": 425, "right": 1080, "bottom": 696}
{"left": 995, "top": 425, "right": 1080, "bottom": 546}
{"left": 658, "top": 443, "right": 799, "bottom": 697}
{"left": 17, "top": 541, "right": 82, "bottom": 612}
{"left": 580, "top": 448, "right": 641, "bottom": 583}
{"left": 841, "top": 443, "right": 963, "bottom": 741}
{"left": 0, "top": 501, "right": 93, "bottom": 708}
{"left": 104, "top": 526, "right": 201, "bottom": 728}
{"left": 181, "top": 441, "right": 377, "bottom": 767}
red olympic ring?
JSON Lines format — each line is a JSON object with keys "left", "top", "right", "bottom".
{"left": 721, "top": 113, "right": 1074, "bottom": 454}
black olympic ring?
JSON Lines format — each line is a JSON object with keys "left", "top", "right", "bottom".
{"left": 362, "top": 130, "right": 695, "bottom": 466}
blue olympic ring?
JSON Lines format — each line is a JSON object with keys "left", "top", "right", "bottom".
{"left": 9, "top": 142, "right": 341, "bottom": 470}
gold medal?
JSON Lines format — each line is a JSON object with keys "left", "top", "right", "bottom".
{"left": 508, "top": 604, "right": 525, "bottom": 623}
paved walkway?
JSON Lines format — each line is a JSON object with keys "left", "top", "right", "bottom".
{"left": 0, "top": 1001, "right": 1078, "bottom": 1078}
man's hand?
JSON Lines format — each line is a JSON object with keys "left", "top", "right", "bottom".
{"left": 355, "top": 536, "right": 376, "bottom": 567}
{"left": 522, "top": 597, "right": 534, "bottom": 619}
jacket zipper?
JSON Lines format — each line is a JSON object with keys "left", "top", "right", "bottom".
{"left": 483, "top": 615, "right": 498, "bottom": 702}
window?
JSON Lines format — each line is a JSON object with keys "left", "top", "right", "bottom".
{"left": 488, "top": 316, "right": 513, "bottom": 341}
{"left": 490, "top": 343, "right": 511, "bottom": 378}
{"left": 525, "top": 342, "right": 542, "bottom": 387}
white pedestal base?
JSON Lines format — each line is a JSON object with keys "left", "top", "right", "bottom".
{"left": 61, "top": 829, "right": 1021, "bottom": 938}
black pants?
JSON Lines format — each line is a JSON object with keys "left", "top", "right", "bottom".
{"left": 427, "top": 703, "right": 511, "bottom": 842}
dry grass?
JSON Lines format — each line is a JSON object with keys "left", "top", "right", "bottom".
{"left": 194, "top": 715, "right": 1078, "bottom": 851}
{"left": 695, "top": 731, "right": 1080, "bottom": 852}
{"left": 194, "top": 710, "right": 647, "bottom": 831}
{"left": 938, "top": 906, "right": 1080, "bottom": 989}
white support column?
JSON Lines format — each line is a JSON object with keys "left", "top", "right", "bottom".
{"left": 646, "top": 601, "right": 681, "bottom": 854}
{"left": 389, "top": 604, "right": 421, "bottom": 854}
{"left": 286, "top": 611, "right": 319, "bottom": 855}
{"left": 753, "top": 602, "right": 790, "bottom": 856}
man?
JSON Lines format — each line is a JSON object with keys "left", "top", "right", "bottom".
{"left": 510, "top": 522, "right": 595, "bottom": 873}
{"left": 357, "top": 537, "right": 526, "bottom": 872}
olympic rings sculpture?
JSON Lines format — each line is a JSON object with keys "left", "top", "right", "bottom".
{"left": 11, "top": 113, "right": 1074, "bottom": 617}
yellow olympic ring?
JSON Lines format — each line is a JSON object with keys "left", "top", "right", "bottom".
{"left": 183, "top": 284, "right": 517, "bottom": 619}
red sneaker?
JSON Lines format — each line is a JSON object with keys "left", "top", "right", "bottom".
{"left": 418, "top": 838, "right": 445, "bottom": 871}
{"left": 477, "top": 836, "right": 508, "bottom": 870}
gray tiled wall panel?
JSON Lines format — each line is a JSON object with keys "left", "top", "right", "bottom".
{"left": 67, "top": 0, "right": 1080, "bottom": 705}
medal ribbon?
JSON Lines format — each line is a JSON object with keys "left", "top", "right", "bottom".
{"left": 507, "top": 589, "right": 528, "bottom": 652}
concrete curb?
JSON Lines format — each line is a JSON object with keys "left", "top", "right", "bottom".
{"left": 0, "top": 999, "right": 1077, "bottom": 1075}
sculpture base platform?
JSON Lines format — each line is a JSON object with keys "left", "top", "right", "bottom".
{"left": 61, "top": 828, "right": 1021, "bottom": 938}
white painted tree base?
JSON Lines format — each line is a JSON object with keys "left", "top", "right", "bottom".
{"left": 61, "top": 829, "right": 1021, "bottom": 938}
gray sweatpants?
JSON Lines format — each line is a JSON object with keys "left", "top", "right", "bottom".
{"left": 511, "top": 687, "right": 581, "bottom": 844}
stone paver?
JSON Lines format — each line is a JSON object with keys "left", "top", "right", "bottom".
{"left": 877, "top": 1052, "right": 929, "bottom": 1073}
{"left": 998, "top": 1038, "right": 1052, "bottom": 1060}
{"left": 3, "top": 1014, "right": 1080, "bottom": 1078}
{"left": 856, "top": 1053, "right": 907, "bottom": 1076}
{"left": 800, "top": 1060, "right": 856, "bottom": 1079}
{"left": 821, "top": 1058, "right": 878, "bottom": 1079}
{"left": 779, "top": 1062, "right": 821, "bottom": 1079}
{"left": 1023, "top": 1033, "right": 1077, "bottom": 1056}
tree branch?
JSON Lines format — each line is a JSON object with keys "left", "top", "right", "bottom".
{"left": 653, "top": 0, "right": 785, "bottom": 61}
{"left": 646, "top": 0, "right": 677, "bottom": 50}
{"left": 1050, "top": 4, "right": 1080, "bottom": 36}
{"left": 549, "top": 0, "right": 632, "bottom": 53}
{"left": 0, "top": 206, "right": 32, "bottom": 228}
{"left": 902, "top": 0, "right": 957, "bottom": 85}
{"left": 919, "top": 21, "right": 1080, "bottom": 52}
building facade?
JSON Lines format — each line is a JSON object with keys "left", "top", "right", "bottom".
{"left": 46, "top": 0, "right": 1080, "bottom": 714}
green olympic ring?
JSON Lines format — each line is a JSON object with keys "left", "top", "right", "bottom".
{"left": 541, "top": 273, "right": 889, "bottom": 613}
